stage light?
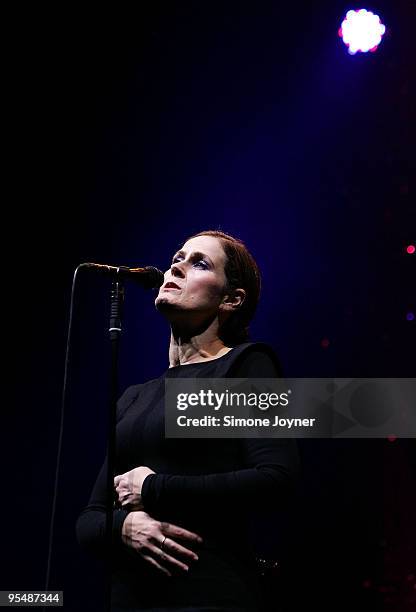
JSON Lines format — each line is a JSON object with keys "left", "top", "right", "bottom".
{"left": 339, "top": 9, "right": 386, "bottom": 55}
{"left": 406, "top": 244, "right": 415, "bottom": 254}
{"left": 406, "top": 312, "right": 415, "bottom": 322}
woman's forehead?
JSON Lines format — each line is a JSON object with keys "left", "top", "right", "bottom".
{"left": 179, "top": 236, "right": 226, "bottom": 264}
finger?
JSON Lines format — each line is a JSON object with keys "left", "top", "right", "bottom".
{"left": 116, "top": 489, "right": 132, "bottom": 501}
{"left": 141, "top": 554, "right": 171, "bottom": 577}
{"left": 114, "top": 479, "right": 126, "bottom": 490}
{"left": 148, "top": 544, "right": 189, "bottom": 573}
{"left": 115, "top": 482, "right": 128, "bottom": 494}
{"left": 162, "top": 522, "right": 203, "bottom": 545}
{"left": 162, "top": 537, "right": 199, "bottom": 562}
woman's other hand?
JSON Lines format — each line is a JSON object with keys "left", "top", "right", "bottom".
{"left": 114, "top": 466, "right": 155, "bottom": 510}
{"left": 121, "top": 511, "right": 203, "bottom": 576}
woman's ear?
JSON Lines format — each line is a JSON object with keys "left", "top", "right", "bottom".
{"left": 220, "top": 288, "right": 246, "bottom": 313}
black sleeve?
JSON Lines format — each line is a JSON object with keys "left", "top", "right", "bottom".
{"left": 141, "top": 350, "right": 300, "bottom": 515}
{"left": 75, "top": 458, "right": 130, "bottom": 556}
{"left": 75, "top": 384, "right": 142, "bottom": 556}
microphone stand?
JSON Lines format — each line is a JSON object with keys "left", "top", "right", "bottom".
{"left": 105, "top": 274, "right": 125, "bottom": 612}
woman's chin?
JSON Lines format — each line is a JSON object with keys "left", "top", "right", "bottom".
{"left": 155, "top": 294, "right": 181, "bottom": 313}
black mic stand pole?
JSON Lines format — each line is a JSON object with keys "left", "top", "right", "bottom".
{"left": 105, "top": 274, "right": 125, "bottom": 612}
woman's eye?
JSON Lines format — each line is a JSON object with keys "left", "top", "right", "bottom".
{"left": 171, "top": 257, "right": 209, "bottom": 269}
{"left": 194, "top": 260, "right": 209, "bottom": 269}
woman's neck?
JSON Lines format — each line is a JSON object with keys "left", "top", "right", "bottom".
{"left": 168, "top": 332, "right": 232, "bottom": 367}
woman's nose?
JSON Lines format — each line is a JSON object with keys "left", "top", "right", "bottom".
{"left": 171, "top": 262, "right": 185, "bottom": 278}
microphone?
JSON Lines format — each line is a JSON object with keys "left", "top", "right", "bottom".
{"left": 81, "top": 263, "right": 164, "bottom": 288}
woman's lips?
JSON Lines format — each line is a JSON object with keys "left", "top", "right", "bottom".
{"left": 163, "top": 282, "right": 181, "bottom": 290}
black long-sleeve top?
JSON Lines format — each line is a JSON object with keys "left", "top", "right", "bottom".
{"left": 76, "top": 342, "right": 300, "bottom": 610}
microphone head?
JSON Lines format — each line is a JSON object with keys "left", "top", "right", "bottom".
{"left": 135, "top": 266, "right": 165, "bottom": 289}
{"left": 80, "top": 263, "right": 164, "bottom": 288}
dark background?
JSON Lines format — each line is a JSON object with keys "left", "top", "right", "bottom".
{"left": 4, "top": 1, "right": 415, "bottom": 610}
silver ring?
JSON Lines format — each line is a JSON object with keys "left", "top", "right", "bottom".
{"left": 161, "top": 536, "right": 167, "bottom": 551}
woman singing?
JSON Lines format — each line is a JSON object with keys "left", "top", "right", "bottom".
{"left": 76, "top": 230, "right": 300, "bottom": 611}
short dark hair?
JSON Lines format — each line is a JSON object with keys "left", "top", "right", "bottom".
{"left": 186, "top": 230, "right": 261, "bottom": 346}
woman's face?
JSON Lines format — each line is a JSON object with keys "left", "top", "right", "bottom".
{"left": 155, "top": 235, "right": 228, "bottom": 322}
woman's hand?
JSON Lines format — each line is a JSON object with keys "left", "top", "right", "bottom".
{"left": 114, "top": 466, "right": 155, "bottom": 511}
{"left": 121, "top": 511, "right": 203, "bottom": 576}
